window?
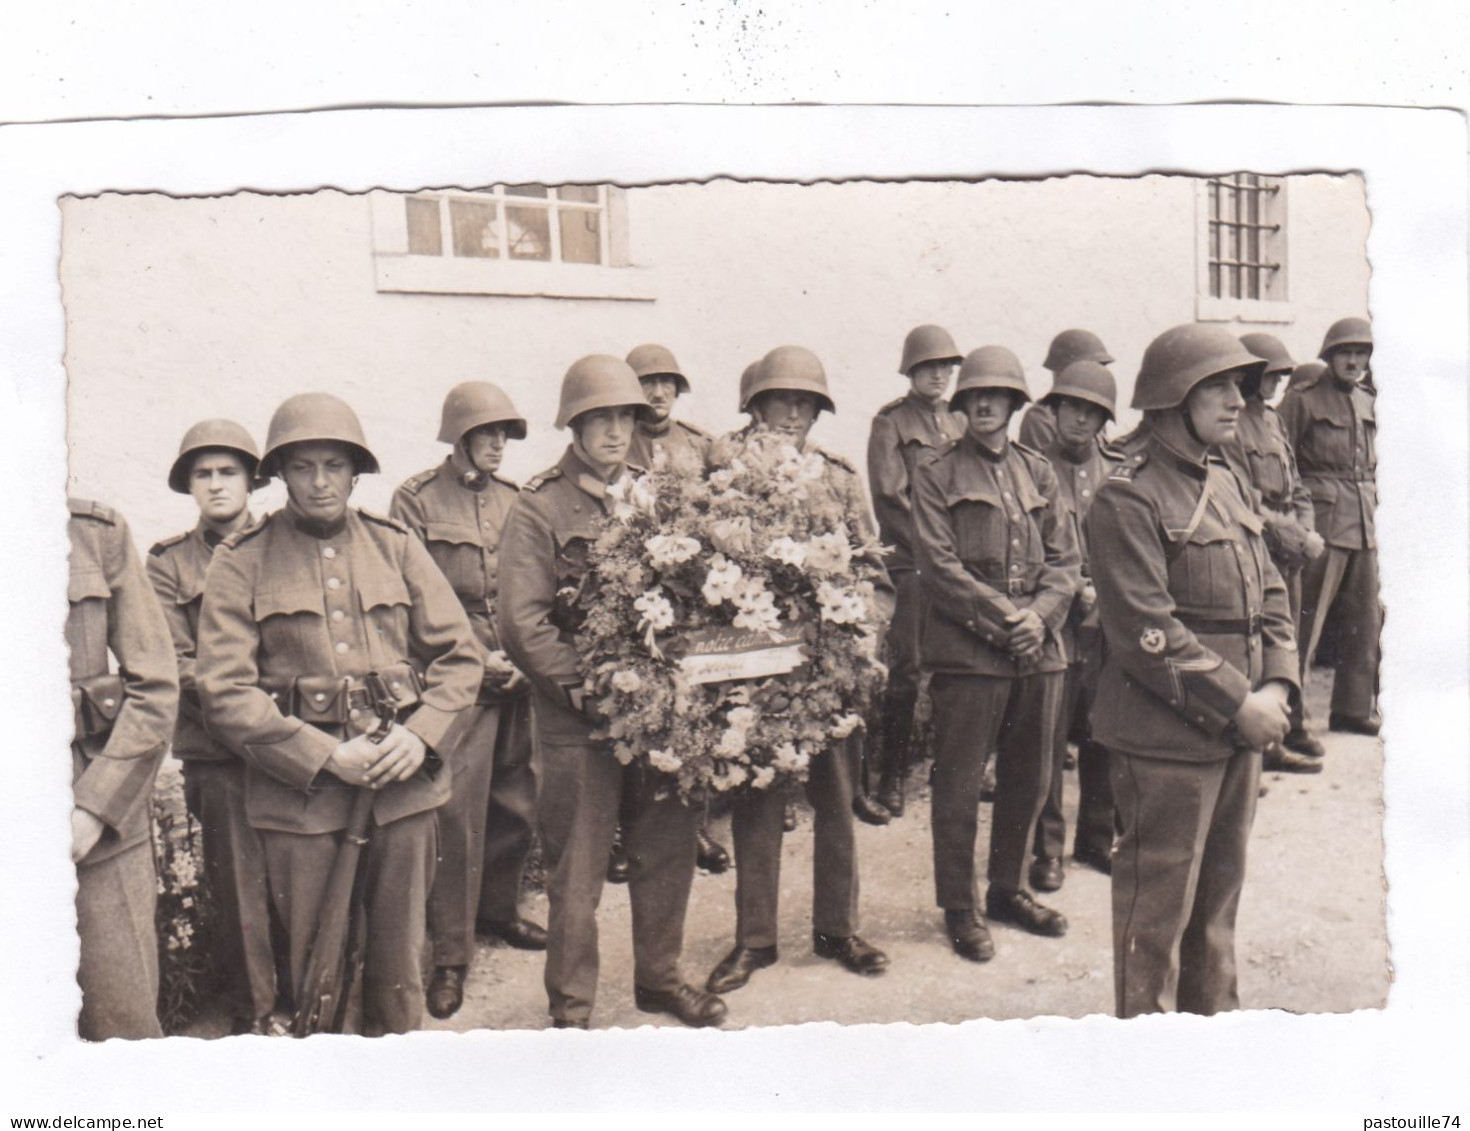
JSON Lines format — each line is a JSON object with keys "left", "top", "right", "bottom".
{"left": 1195, "top": 174, "right": 1293, "bottom": 324}
{"left": 370, "top": 184, "right": 655, "bottom": 301}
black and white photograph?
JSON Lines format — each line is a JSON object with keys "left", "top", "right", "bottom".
{"left": 4, "top": 88, "right": 1467, "bottom": 1117}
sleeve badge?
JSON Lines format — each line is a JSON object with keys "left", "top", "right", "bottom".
{"left": 1140, "top": 627, "right": 1167, "bottom": 654}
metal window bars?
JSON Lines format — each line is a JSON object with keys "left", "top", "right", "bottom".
{"left": 1208, "top": 174, "right": 1283, "bottom": 301}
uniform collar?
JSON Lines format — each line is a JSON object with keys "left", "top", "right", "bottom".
{"left": 559, "top": 445, "right": 623, "bottom": 501}
{"left": 905, "top": 390, "right": 947, "bottom": 414}
{"left": 195, "top": 513, "right": 253, "bottom": 550}
{"left": 1148, "top": 432, "right": 1210, "bottom": 481}
{"left": 639, "top": 416, "right": 673, "bottom": 439}
{"left": 961, "top": 431, "right": 1010, "bottom": 463}
{"left": 286, "top": 501, "right": 349, "bottom": 540}
{"left": 447, "top": 450, "right": 492, "bottom": 492}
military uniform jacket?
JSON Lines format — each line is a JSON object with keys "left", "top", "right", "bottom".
{"left": 1227, "top": 401, "right": 1315, "bottom": 525}
{"left": 627, "top": 417, "right": 711, "bottom": 474}
{"left": 1017, "top": 402, "right": 1058, "bottom": 451}
{"left": 1085, "top": 433, "right": 1300, "bottom": 762}
{"left": 499, "top": 447, "right": 625, "bottom": 746}
{"left": 147, "top": 518, "right": 256, "bottom": 761}
{"left": 390, "top": 455, "right": 519, "bottom": 655}
{"left": 1041, "top": 435, "right": 1120, "bottom": 658}
{"left": 197, "top": 506, "right": 482, "bottom": 833}
{"left": 68, "top": 499, "right": 180, "bottom": 864}
{"left": 866, "top": 392, "right": 965, "bottom": 572}
{"left": 912, "top": 435, "right": 1082, "bottom": 676}
{"left": 1278, "top": 376, "right": 1376, "bottom": 549}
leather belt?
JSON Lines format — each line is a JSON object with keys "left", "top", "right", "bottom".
{"left": 1309, "top": 469, "right": 1375, "bottom": 482}
{"left": 1178, "top": 612, "right": 1263, "bottom": 636}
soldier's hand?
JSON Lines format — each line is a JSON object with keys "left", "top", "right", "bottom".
{"left": 1004, "top": 608, "right": 1046, "bottom": 655}
{"left": 362, "top": 724, "right": 428, "bottom": 786}
{"left": 1078, "top": 584, "right": 1098, "bottom": 615}
{"left": 486, "top": 650, "right": 528, "bottom": 693}
{"left": 1304, "top": 530, "right": 1326, "bottom": 561}
{"left": 70, "top": 807, "right": 105, "bottom": 863}
{"left": 327, "top": 735, "right": 383, "bottom": 787}
{"left": 1232, "top": 687, "right": 1291, "bottom": 749}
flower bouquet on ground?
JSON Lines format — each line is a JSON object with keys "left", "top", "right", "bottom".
{"left": 151, "top": 759, "right": 221, "bottom": 1034}
{"left": 574, "top": 428, "right": 889, "bottom": 800}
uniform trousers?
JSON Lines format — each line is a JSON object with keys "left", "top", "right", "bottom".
{"left": 181, "top": 758, "right": 280, "bottom": 1020}
{"left": 262, "top": 809, "right": 436, "bottom": 1036}
{"left": 884, "top": 570, "right": 923, "bottom": 700}
{"left": 1299, "top": 545, "right": 1381, "bottom": 722}
{"left": 537, "top": 741, "right": 697, "bottom": 1023}
{"left": 931, "top": 670, "right": 1063, "bottom": 908}
{"left": 730, "top": 736, "right": 861, "bottom": 948}
{"left": 1109, "top": 746, "right": 1261, "bottom": 1018}
{"left": 428, "top": 698, "right": 536, "bottom": 966}
{"left": 76, "top": 841, "right": 163, "bottom": 1040}
{"left": 1033, "top": 664, "right": 1114, "bottom": 861}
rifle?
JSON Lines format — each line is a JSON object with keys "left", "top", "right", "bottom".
{"left": 291, "top": 671, "right": 397, "bottom": 1037}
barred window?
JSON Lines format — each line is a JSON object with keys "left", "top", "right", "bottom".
{"left": 1206, "top": 174, "right": 1285, "bottom": 301}
{"left": 405, "top": 184, "right": 609, "bottom": 266}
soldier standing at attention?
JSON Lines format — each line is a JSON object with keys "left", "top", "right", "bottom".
{"left": 1278, "top": 317, "right": 1382, "bottom": 740}
{"left": 1017, "top": 328, "right": 1115, "bottom": 450}
{"left": 1233, "top": 333, "right": 1327, "bottom": 772}
{"left": 390, "top": 383, "right": 546, "bottom": 1022}
{"left": 705, "top": 346, "right": 893, "bottom": 995}
{"left": 147, "top": 420, "right": 284, "bottom": 1035}
{"left": 1086, "top": 324, "right": 1298, "bottom": 1018}
{"left": 499, "top": 356, "right": 725, "bottom": 1029}
{"left": 912, "top": 346, "right": 1081, "bottom": 964}
{"left": 198, "top": 393, "right": 482, "bottom": 1036}
{"left": 865, "top": 323, "right": 964, "bottom": 818}
{"left": 69, "top": 498, "right": 180, "bottom": 1039}
{"left": 1025, "top": 361, "right": 1123, "bottom": 892}
{"left": 619, "top": 343, "right": 731, "bottom": 876}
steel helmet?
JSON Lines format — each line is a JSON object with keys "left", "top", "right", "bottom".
{"left": 555, "top": 354, "right": 651, "bottom": 430}
{"left": 1239, "top": 332, "right": 1297, "bottom": 375}
{"left": 1318, "top": 317, "right": 1373, "bottom": 359}
{"left": 625, "top": 343, "right": 690, "bottom": 396}
{"left": 737, "top": 359, "right": 764, "bottom": 413}
{"left": 260, "top": 392, "right": 379, "bottom": 477}
{"left": 953, "top": 346, "right": 1031, "bottom": 408}
{"left": 1286, "top": 360, "right": 1327, "bottom": 396}
{"left": 898, "top": 324, "right": 962, "bottom": 376}
{"left": 1042, "top": 360, "right": 1116, "bottom": 421}
{"left": 744, "top": 345, "right": 837, "bottom": 416}
{"left": 1043, "top": 328, "right": 1114, "bottom": 374}
{"left": 1132, "top": 324, "right": 1266, "bottom": 411}
{"left": 437, "top": 381, "right": 527, "bottom": 445}
{"left": 167, "top": 418, "right": 262, "bottom": 494}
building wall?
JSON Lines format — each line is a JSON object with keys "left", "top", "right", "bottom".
{"left": 61, "top": 174, "right": 1368, "bottom": 551}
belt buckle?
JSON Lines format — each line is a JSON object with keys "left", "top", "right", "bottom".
{"left": 347, "top": 687, "right": 374, "bottom": 712}
{"left": 1007, "top": 578, "right": 1027, "bottom": 597}
{"left": 1248, "top": 613, "right": 1263, "bottom": 636}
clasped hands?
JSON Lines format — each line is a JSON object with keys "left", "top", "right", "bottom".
{"left": 328, "top": 723, "right": 427, "bottom": 788}
{"left": 1231, "top": 681, "right": 1292, "bottom": 749}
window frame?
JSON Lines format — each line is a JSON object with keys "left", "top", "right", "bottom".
{"left": 1194, "top": 174, "right": 1296, "bottom": 325}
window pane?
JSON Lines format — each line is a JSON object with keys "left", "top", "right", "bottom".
{"left": 406, "top": 198, "right": 442, "bottom": 256}
{"left": 558, "top": 184, "right": 600, "bottom": 204}
{"left": 449, "top": 198, "right": 500, "bottom": 259}
{"left": 504, "top": 184, "right": 550, "bottom": 198}
{"left": 559, "top": 207, "right": 602, "bottom": 264}
{"left": 506, "top": 206, "right": 551, "bottom": 260}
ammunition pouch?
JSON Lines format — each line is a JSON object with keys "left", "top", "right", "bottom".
{"left": 260, "top": 661, "right": 425, "bottom": 728}
{"left": 71, "top": 673, "right": 125, "bottom": 741}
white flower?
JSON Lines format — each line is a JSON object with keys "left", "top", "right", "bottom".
{"left": 710, "top": 516, "right": 754, "bottom": 555}
{"left": 613, "top": 742, "right": 638, "bottom": 766}
{"left": 611, "top": 670, "right": 643, "bottom": 694}
{"left": 645, "top": 533, "right": 702, "bottom": 568}
{"left": 763, "top": 536, "right": 807, "bottom": 568}
{"left": 726, "top": 706, "right": 758, "bottom": 733}
{"left": 712, "top": 762, "right": 750, "bottom": 792}
{"left": 804, "top": 530, "right": 853, "bottom": 574}
{"left": 717, "top": 727, "right": 747, "bottom": 758}
{"left": 649, "top": 748, "right": 682, "bottom": 774}
{"left": 633, "top": 587, "right": 675, "bottom": 632}
{"left": 771, "top": 741, "right": 808, "bottom": 774}
{"left": 607, "top": 472, "right": 658, "bottom": 522}
{"left": 701, "top": 553, "right": 745, "bottom": 605}
{"left": 829, "top": 713, "right": 865, "bottom": 739}
{"left": 732, "top": 577, "right": 782, "bottom": 634}
{"left": 751, "top": 765, "right": 777, "bottom": 790}
{"left": 816, "top": 579, "right": 867, "bottom": 625}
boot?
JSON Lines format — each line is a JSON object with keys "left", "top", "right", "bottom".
{"left": 875, "top": 691, "right": 917, "bottom": 817}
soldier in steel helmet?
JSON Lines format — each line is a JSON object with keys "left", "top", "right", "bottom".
{"left": 146, "top": 419, "right": 286, "bottom": 1034}
{"left": 499, "top": 355, "right": 726, "bottom": 1030}
{"left": 1278, "top": 317, "right": 1381, "bottom": 741}
{"left": 1017, "top": 328, "right": 1116, "bottom": 450}
{"left": 197, "top": 392, "right": 482, "bottom": 1036}
{"left": 69, "top": 498, "right": 180, "bottom": 1039}
{"left": 912, "top": 345, "right": 1082, "bottom": 964}
{"left": 389, "top": 382, "right": 545, "bottom": 1021}
{"left": 1233, "top": 333, "right": 1328, "bottom": 772}
{"left": 864, "top": 323, "right": 965, "bottom": 819}
{"left": 1022, "top": 360, "right": 1124, "bottom": 893}
{"left": 704, "top": 345, "right": 894, "bottom": 996}
{"left": 1086, "top": 324, "right": 1299, "bottom": 1018}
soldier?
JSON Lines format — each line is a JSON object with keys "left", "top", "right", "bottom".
{"left": 147, "top": 420, "right": 283, "bottom": 1035}
{"left": 1025, "top": 361, "right": 1123, "bottom": 891}
{"left": 198, "top": 392, "right": 482, "bottom": 1036}
{"left": 1285, "top": 360, "right": 1327, "bottom": 399}
{"left": 1279, "top": 317, "right": 1381, "bottom": 740}
{"left": 1233, "top": 333, "right": 1327, "bottom": 772}
{"left": 69, "top": 498, "right": 180, "bottom": 1039}
{"left": 620, "top": 343, "right": 731, "bottom": 876}
{"left": 705, "top": 345, "right": 893, "bottom": 995}
{"left": 389, "top": 383, "right": 545, "bottom": 1022}
{"left": 865, "top": 323, "right": 964, "bottom": 818}
{"left": 912, "top": 346, "right": 1082, "bottom": 964}
{"left": 1017, "top": 328, "right": 1115, "bottom": 450}
{"left": 499, "top": 355, "right": 725, "bottom": 1029}
{"left": 1087, "top": 324, "right": 1298, "bottom": 1018}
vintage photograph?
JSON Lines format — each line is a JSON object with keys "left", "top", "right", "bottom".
{"left": 58, "top": 172, "right": 1389, "bottom": 1039}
